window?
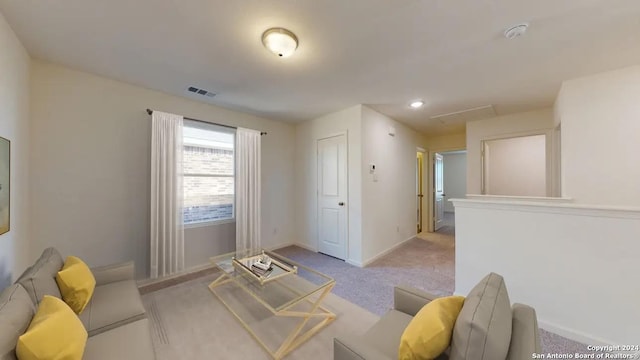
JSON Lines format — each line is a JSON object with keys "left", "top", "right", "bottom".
{"left": 183, "top": 120, "right": 235, "bottom": 225}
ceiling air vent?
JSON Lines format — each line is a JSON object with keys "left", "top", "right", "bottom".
{"left": 187, "top": 86, "right": 216, "bottom": 98}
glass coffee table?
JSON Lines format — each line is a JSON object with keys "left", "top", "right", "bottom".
{"left": 208, "top": 250, "right": 336, "bottom": 359}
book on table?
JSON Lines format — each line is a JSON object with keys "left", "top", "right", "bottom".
{"left": 251, "top": 264, "right": 273, "bottom": 277}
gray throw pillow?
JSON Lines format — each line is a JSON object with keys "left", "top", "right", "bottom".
{"left": 0, "top": 284, "right": 35, "bottom": 360}
{"left": 449, "top": 272, "right": 513, "bottom": 360}
{"left": 16, "top": 247, "right": 64, "bottom": 305}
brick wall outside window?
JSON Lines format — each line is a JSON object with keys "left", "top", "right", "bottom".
{"left": 183, "top": 145, "right": 234, "bottom": 223}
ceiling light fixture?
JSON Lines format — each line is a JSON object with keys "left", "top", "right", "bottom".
{"left": 409, "top": 100, "right": 425, "bottom": 109}
{"left": 504, "top": 23, "right": 529, "bottom": 40}
{"left": 262, "top": 28, "right": 298, "bottom": 58}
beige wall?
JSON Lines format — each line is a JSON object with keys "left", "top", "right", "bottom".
{"left": 466, "top": 108, "right": 555, "bottom": 195}
{"left": 0, "top": 13, "right": 30, "bottom": 289}
{"left": 426, "top": 132, "right": 466, "bottom": 151}
{"left": 294, "top": 105, "right": 363, "bottom": 265}
{"left": 29, "top": 61, "right": 296, "bottom": 278}
{"left": 556, "top": 65, "right": 640, "bottom": 206}
{"left": 484, "top": 135, "right": 546, "bottom": 196}
{"left": 360, "top": 106, "right": 427, "bottom": 264}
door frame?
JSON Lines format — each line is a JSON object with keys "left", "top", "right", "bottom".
{"left": 416, "top": 148, "right": 426, "bottom": 233}
{"left": 426, "top": 146, "right": 465, "bottom": 233}
{"left": 315, "top": 131, "right": 349, "bottom": 259}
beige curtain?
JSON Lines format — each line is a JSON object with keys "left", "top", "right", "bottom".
{"left": 235, "top": 128, "right": 261, "bottom": 255}
{"left": 150, "top": 111, "right": 184, "bottom": 278}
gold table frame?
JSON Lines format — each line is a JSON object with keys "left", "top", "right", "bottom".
{"left": 208, "top": 251, "right": 336, "bottom": 359}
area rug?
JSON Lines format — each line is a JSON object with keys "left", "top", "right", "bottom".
{"left": 142, "top": 273, "right": 379, "bottom": 359}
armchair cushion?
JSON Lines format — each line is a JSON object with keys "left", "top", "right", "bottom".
{"left": 394, "top": 286, "right": 439, "bottom": 317}
{"left": 78, "top": 280, "right": 146, "bottom": 336}
{"left": 364, "top": 310, "right": 413, "bottom": 359}
{"left": 334, "top": 335, "right": 392, "bottom": 360}
{"left": 450, "top": 273, "right": 512, "bottom": 360}
{"left": 399, "top": 296, "right": 464, "bottom": 360}
{"left": 90, "top": 261, "right": 135, "bottom": 286}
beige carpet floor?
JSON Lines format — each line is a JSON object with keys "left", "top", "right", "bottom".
{"left": 142, "top": 273, "right": 379, "bottom": 359}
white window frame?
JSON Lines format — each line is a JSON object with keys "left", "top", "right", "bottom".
{"left": 182, "top": 120, "right": 236, "bottom": 227}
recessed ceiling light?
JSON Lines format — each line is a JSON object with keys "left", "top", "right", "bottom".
{"left": 262, "top": 28, "right": 298, "bottom": 58}
{"left": 409, "top": 100, "right": 425, "bottom": 109}
{"left": 504, "top": 23, "right": 529, "bottom": 40}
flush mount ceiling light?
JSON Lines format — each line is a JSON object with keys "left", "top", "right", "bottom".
{"left": 409, "top": 100, "right": 425, "bottom": 109}
{"left": 262, "top": 28, "right": 298, "bottom": 58}
{"left": 504, "top": 23, "right": 529, "bottom": 40}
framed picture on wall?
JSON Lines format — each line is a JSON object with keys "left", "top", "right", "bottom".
{"left": 0, "top": 136, "right": 9, "bottom": 235}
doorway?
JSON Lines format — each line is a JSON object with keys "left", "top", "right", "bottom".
{"left": 317, "top": 134, "right": 348, "bottom": 260}
{"left": 433, "top": 150, "right": 467, "bottom": 235}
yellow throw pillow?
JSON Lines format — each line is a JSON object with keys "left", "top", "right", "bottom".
{"left": 55, "top": 256, "right": 96, "bottom": 314}
{"left": 16, "top": 295, "right": 88, "bottom": 360}
{"left": 398, "top": 295, "right": 465, "bottom": 360}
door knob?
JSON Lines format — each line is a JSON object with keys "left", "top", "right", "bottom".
{"left": 338, "top": 202, "right": 345, "bottom": 206}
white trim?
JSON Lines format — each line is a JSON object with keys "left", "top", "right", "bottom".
{"left": 291, "top": 241, "right": 318, "bottom": 252}
{"left": 464, "top": 194, "right": 572, "bottom": 203}
{"left": 451, "top": 198, "right": 640, "bottom": 219}
{"left": 538, "top": 319, "right": 618, "bottom": 347}
{"left": 427, "top": 146, "right": 466, "bottom": 233}
{"left": 362, "top": 235, "right": 415, "bottom": 267}
{"left": 184, "top": 218, "right": 235, "bottom": 229}
{"left": 346, "top": 259, "right": 363, "bottom": 267}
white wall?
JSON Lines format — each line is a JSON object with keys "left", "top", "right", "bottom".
{"left": 466, "top": 108, "right": 555, "bottom": 196}
{"left": 453, "top": 198, "right": 640, "bottom": 345}
{"left": 0, "top": 13, "right": 30, "bottom": 289}
{"left": 360, "top": 107, "right": 427, "bottom": 263}
{"left": 294, "top": 105, "right": 363, "bottom": 265}
{"left": 484, "top": 135, "right": 546, "bottom": 197}
{"left": 29, "top": 61, "right": 296, "bottom": 278}
{"left": 442, "top": 152, "right": 466, "bottom": 212}
{"left": 556, "top": 65, "right": 640, "bottom": 206}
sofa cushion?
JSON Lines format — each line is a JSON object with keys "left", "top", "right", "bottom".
{"left": 363, "top": 309, "right": 413, "bottom": 359}
{"left": 16, "top": 296, "right": 87, "bottom": 360}
{"left": 79, "top": 280, "right": 146, "bottom": 336}
{"left": 17, "top": 248, "right": 64, "bottom": 305}
{"left": 84, "top": 319, "right": 155, "bottom": 360}
{"left": 0, "top": 284, "right": 35, "bottom": 360}
{"left": 449, "top": 273, "right": 512, "bottom": 360}
{"left": 399, "top": 296, "right": 465, "bottom": 360}
{"left": 56, "top": 256, "right": 96, "bottom": 314}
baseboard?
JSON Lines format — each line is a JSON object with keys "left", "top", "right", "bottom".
{"left": 537, "top": 319, "right": 618, "bottom": 346}
{"left": 292, "top": 242, "right": 318, "bottom": 252}
{"left": 346, "top": 259, "right": 363, "bottom": 267}
{"left": 362, "top": 235, "right": 415, "bottom": 267}
{"left": 266, "top": 242, "right": 294, "bottom": 251}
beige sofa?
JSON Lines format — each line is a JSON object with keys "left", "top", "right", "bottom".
{"left": 334, "top": 273, "right": 541, "bottom": 360}
{"left": 0, "top": 247, "right": 155, "bottom": 360}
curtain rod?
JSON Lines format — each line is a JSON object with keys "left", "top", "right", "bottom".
{"left": 146, "top": 109, "right": 267, "bottom": 136}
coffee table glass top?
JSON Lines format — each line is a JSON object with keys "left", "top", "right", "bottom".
{"left": 210, "top": 250, "right": 335, "bottom": 312}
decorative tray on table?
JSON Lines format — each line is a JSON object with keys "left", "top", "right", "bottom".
{"left": 232, "top": 251, "right": 297, "bottom": 285}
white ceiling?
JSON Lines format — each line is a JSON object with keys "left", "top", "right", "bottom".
{"left": 2, "top": 0, "right": 640, "bottom": 135}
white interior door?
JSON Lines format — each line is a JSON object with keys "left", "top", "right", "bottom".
{"left": 434, "top": 153, "right": 445, "bottom": 231}
{"left": 317, "top": 134, "right": 347, "bottom": 259}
